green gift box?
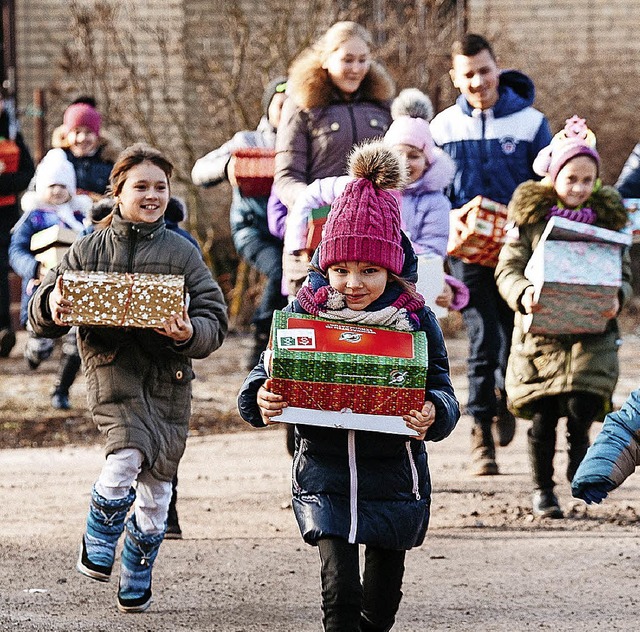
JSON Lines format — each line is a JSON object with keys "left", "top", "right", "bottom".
{"left": 268, "top": 311, "right": 427, "bottom": 435}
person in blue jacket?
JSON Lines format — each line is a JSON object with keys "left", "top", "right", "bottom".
{"left": 430, "top": 33, "right": 552, "bottom": 476}
{"left": 192, "top": 78, "right": 288, "bottom": 369}
{"left": 238, "top": 143, "right": 459, "bottom": 632}
{"left": 572, "top": 387, "right": 640, "bottom": 505}
{"left": 615, "top": 143, "right": 640, "bottom": 198}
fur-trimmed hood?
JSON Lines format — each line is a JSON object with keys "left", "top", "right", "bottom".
{"left": 508, "top": 180, "right": 628, "bottom": 231}
{"left": 287, "top": 51, "right": 395, "bottom": 110}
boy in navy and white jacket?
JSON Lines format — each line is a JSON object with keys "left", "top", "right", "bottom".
{"left": 430, "top": 33, "right": 552, "bottom": 476}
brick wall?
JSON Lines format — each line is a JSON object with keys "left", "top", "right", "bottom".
{"left": 467, "top": 0, "right": 640, "bottom": 184}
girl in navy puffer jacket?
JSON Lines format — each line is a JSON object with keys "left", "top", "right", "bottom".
{"left": 238, "top": 144, "right": 459, "bottom": 632}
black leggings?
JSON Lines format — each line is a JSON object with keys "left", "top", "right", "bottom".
{"left": 317, "top": 536, "right": 406, "bottom": 632}
{"left": 530, "top": 392, "right": 601, "bottom": 444}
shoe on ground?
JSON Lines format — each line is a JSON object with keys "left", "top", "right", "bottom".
{"left": 532, "top": 489, "right": 564, "bottom": 519}
{"left": 51, "top": 393, "right": 71, "bottom": 410}
{"left": 76, "top": 537, "right": 112, "bottom": 582}
{"left": 24, "top": 336, "right": 54, "bottom": 369}
{"left": 0, "top": 328, "right": 16, "bottom": 357}
{"left": 164, "top": 520, "right": 182, "bottom": 540}
{"left": 470, "top": 456, "right": 500, "bottom": 476}
{"left": 117, "top": 586, "right": 152, "bottom": 613}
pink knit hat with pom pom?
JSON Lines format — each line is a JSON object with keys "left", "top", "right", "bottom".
{"left": 319, "top": 142, "right": 406, "bottom": 274}
{"left": 533, "top": 115, "right": 600, "bottom": 183}
{"left": 384, "top": 116, "right": 436, "bottom": 163}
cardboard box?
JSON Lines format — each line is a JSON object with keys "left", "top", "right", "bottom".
{"left": 523, "top": 233, "right": 624, "bottom": 335}
{"left": 60, "top": 271, "right": 185, "bottom": 328}
{"left": 306, "top": 205, "right": 330, "bottom": 250}
{"left": 30, "top": 225, "right": 78, "bottom": 254}
{"left": 540, "top": 215, "right": 632, "bottom": 247}
{"left": 447, "top": 196, "right": 508, "bottom": 267}
{"left": 268, "top": 311, "right": 427, "bottom": 435}
{"left": 35, "top": 246, "right": 69, "bottom": 271}
{"left": 232, "top": 148, "right": 275, "bottom": 197}
{"left": 416, "top": 255, "right": 447, "bottom": 318}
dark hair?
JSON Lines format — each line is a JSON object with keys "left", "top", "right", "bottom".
{"left": 451, "top": 33, "right": 495, "bottom": 61}
{"left": 109, "top": 143, "right": 173, "bottom": 198}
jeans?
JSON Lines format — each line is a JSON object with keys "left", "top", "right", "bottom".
{"left": 448, "top": 257, "right": 514, "bottom": 421}
{"left": 240, "top": 236, "right": 287, "bottom": 326}
{"left": 317, "top": 537, "right": 406, "bottom": 632}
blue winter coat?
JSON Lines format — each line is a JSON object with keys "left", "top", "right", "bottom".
{"left": 430, "top": 70, "right": 552, "bottom": 207}
{"left": 237, "top": 237, "right": 460, "bottom": 550}
{"left": 9, "top": 197, "right": 88, "bottom": 325}
{"left": 616, "top": 142, "right": 640, "bottom": 198}
{"left": 572, "top": 388, "right": 640, "bottom": 497}
{"left": 62, "top": 146, "right": 113, "bottom": 196}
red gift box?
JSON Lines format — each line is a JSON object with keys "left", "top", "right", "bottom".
{"left": 447, "top": 196, "right": 508, "bottom": 267}
{"left": 0, "top": 139, "right": 20, "bottom": 205}
{"left": 233, "top": 148, "right": 275, "bottom": 197}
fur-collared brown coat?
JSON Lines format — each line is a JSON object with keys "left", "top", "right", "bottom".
{"left": 274, "top": 50, "right": 395, "bottom": 212}
{"left": 494, "top": 180, "right": 632, "bottom": 419}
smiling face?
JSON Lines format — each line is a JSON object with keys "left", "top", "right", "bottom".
{"left": 45, "top": 184, "right": 71, "bottom": 206}
{"left": 393, "top": 144, "right": 428, "bottom": 184}
{"left": 67, "top": 125, "right": 100, "bottom": 157}
{"left": 322, "top": 36, "right": 371, "bottom": 97}
{"left": 450, "top": 49, "right": 500, "bottom": 111}
{"left": 326, "top": 261, "right": 388, "bottom": 310}
{"left": 117, "top": 161, "right": 170, "bottom": 223}
{"left": 554, "top": 155, "right": 598, "bottom": 209}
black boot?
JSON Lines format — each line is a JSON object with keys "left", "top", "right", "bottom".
{"left": 527, "top": 428, "right": 563, "bottom": 518}
{"left": 494, "top": 388, "right": 516, "bottom": 447}
{"left": 165, "top": 475, "right": 182, "bottom": 540}
{"left": 470, "top": 420, "right": 499, "bottom": 476}
{"left": 566, "top": 437, "right": 591, "bottom": 483}
{"left": 51, "top": 352, "right": 82, "bottom": 410}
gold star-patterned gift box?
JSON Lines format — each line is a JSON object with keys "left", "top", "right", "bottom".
{"left": 60, "top": 271, "right": 185, "bottom": 328}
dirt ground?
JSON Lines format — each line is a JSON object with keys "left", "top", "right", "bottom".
{"left": 2, "top": 314, "right": 640, "bottom": 631}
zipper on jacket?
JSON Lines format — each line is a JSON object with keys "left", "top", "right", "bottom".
{"left": 480, "top": 110, "right": 489, "bottom": 190}
{"left": 405, "top": 441, "right": 421, "bottom": 500}
{"left": 347, "top": 429, "right": 358, "bottom": 544}
{"left": 128, "top": 225, "right": 140, "bottom": 272}
{"left": 348, "top": 105, "right": 357, "bottom": 147}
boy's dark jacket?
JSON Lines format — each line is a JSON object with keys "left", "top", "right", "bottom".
{"left": 238, "top": 235, "right": 460, "bottom": 550}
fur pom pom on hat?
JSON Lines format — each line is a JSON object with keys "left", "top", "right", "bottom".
{"left": 533, "top": 115, "right": 600, "bottom": 182}
{"left": 35, "top": 148, "right": 76, "bottom": 197}
{"left": 63, "top": 102, "right": 101, "bottom": 136}
{"left": 390, "top": 88, "right": 434, "bottom": 122}
{"left": 319, "top": 142, "right": 406, "bottom": 274}
{"left": 384, "top": 116, "right": 436, "bottom": 163}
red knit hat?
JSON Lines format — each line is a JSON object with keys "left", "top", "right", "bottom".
{"left": 63, "top": 103, "right": 101, "bottom": 135}
{"left": 319, "top": 143, "right": 406, "bottom": 274}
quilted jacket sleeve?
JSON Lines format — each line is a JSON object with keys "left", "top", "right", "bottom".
{"left": 572, "top": 389, "right": 640, "bottom": 496}
{"left": 420, "top": 308, "right": 460, "bottom": 442}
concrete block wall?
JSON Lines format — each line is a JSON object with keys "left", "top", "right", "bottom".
{"left": 467, "top": 0, "right": 640, "bottom": 184}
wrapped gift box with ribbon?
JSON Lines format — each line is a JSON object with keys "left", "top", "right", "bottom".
{"left": 523, "top": 216, "right": 631, "bottom": 335}
{"left": 60, "top": 271, "right": 185, "bottom": 328}
{"left": 447, "top": 195, "right": 508, "bottom": 267}
{"left": 267, "top": 310, "right": 427, "bottom": 435}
